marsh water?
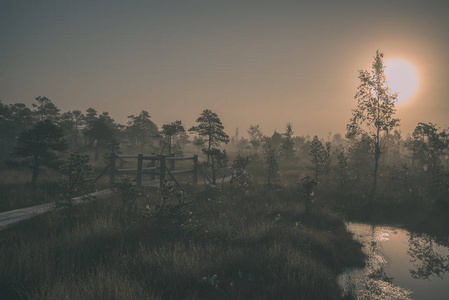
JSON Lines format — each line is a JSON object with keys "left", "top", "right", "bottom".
{"left": 339, "top": 223, "right": 449, "bottom": 299}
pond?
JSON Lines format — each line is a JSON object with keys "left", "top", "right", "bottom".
{"left": 338, "top": 223, "right": 449, "bottom": 300}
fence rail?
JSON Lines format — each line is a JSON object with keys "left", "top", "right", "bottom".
{"left": 99, "top": 153, "right": 198, "bottom": 190}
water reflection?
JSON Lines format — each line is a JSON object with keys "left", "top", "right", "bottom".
{"left": 408, "top": 232, "right": 449, "bottom": 280}
{"left": 339, "top": 223, "right": 412, "bottom": 300}
{"left": 340, "top": 223, "right": 449, "bottom": 300}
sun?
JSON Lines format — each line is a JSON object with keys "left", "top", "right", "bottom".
{"left": 384, "top": 59, "right": 420, "bottom": 105}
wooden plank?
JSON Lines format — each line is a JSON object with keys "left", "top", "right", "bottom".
{"left": 150, "top": 154, "right": 156, "bottom": 180}
{"left": 198, "top": 166, "right": 213, "bottom": 184}
{"left": 165, "top": 166, "right": 184, "bottom": 190}
{"left": 170, "top": 169, "right": 194, "bottom": 174}
{"left": 165, "top": 156, "right": 194, "bottom": 161}
{"left": 142, "top": 167, "right": 156, "bottom": 171}
{"left": 116, "top": 155, "right": 139, "bottom": 159}
{"left": 0, "top": 189, "right": 116, "bottom": 232}
{"left": 116, "top": 168, "right": 138, "bottom": 173}
{"left": 95, "top": 163, "right": 111, "bottom": 183}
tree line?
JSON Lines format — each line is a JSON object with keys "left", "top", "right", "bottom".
{"left": 1, "top": 50, "right": 448, "bottom": 205}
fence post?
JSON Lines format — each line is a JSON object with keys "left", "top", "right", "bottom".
{"left": 150, "top": 152, "right": 156, "bottom": 180}
{"left": 159, "top": 155, "right": 166, "bottom": 187}
{"left": 109, "top": 152, "right": 116, "bottom": 187}
{"left": 137, "top": 154, "right": 143, "bottom": 186}
{"left": 169, "top": 153, "right": 175, "bottom": 171}
{"left": 193, "top": 155, "right": 198, "bottom": 185}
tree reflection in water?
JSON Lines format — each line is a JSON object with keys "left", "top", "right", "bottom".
{"left": 339, "top": 223, "right": 412, "bottom": 300}
{"left": 408, "top": 232, "right": 449, "bottom": 280}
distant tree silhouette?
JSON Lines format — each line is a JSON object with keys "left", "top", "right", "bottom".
{"left": 406, "top": 122, "right": 449, "bottom": 200}
{"left": 59, "top": 111, "right": 83, "bottom": 149}
{"left": 347, "top": 134, "right": 374, "bottom": 187}
{"left": 84, "top": 108, "right": 98, "bottom": 127}
{"left": 293, "top": 136, "right": 309, "bottom": 159}
{"left": 14, "top": 120, "right": 67, "bottom": 188}
{"left": 161, "top": 120, "right": 185, "bottom": 155}
{"left": 125, "top": 111, "right": 159, "bottom": 152}
{"left": 407, "top": 122, "right": 447, "bottom": 173}
{"left": 346, "top": 50, "right": 400, "bottom": 199}
{"left": 265, "top": 131, "right": 283, "bottom": 152}
{"left": 192, "top": 136, "right": 205, "bottom": 154}
{"left": 171, "top": 130, "right": 190, "bottom": 157}
{"left": 0, "top": 101, "right": 33, "bottom": 160}
{"left": 247, "top": 124, "right": 264, "bottom": 154}
{"left": 299, "top": 176, "right": 318, "bottom": 214}
{"left": 264, "top": 144, "right": 279, "bottom": 187}
{"left": 32, "top": 96, "right": 60, "bottom": 122}
{"left": 72, "top": 110, "right": 84, "bottom": 147}
{"left": 84, "top": 112, "right": 117, "bottom": 160}
{"left": 376, "top": 130, "right": 403, "bottom": 167}
{"left": 189, "top": 109, "right": 229, "bottom": 163}
{"left": 309, "top": 136, "right": 326, "bottom": 180}
{"left": 334, "top": 147, "right": 351, "bottom": 195}
{"left": 281, "top": 123, "right": 295, "bottom": 159}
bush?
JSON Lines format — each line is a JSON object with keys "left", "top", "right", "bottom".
{"left": 141, "top": 185, "right": 200, "bottom": 235}
{"left": 56, "top": 152, "right": 94, "bottom": 208}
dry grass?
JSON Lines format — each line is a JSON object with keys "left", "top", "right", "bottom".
{"left": 0, "top": 184, "right": 364, "bottom": 299}
{"left": 0, "top": 172, "right": 60, "bottom": 212}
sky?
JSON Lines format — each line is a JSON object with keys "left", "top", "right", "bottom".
{"left": 1, "top": 0, "right": 448, "bottom": 138}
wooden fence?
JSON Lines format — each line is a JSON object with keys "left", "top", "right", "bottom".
{"left": 96, "top": 153, "right": 198, "bottom": 190}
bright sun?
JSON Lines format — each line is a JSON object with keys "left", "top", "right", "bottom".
{"left": 384, "top": 59, "right": 420, "bottom": 105}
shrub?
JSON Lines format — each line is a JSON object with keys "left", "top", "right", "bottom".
{"left": 141, "top": 185, "right": 200, "bottom": 235}
{"left": 56, "top": 152, "right": 94, "bottom": 208}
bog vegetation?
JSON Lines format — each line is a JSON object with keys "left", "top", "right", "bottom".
{"left": 0, "top": 51, "right": 448, "bottom": 298}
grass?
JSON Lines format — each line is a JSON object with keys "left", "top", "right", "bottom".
{"left": 0, "top": 184, "right": 364, "bottom": 299}
{"left": 0, "top": 168, "right": 61, "bottom": 212}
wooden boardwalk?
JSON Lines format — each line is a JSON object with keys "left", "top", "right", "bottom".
{"left": 0, "top": 189, "right": 115, "bottom": 232}
{"left": 0, "top": 174, "right": 234, "bottom": 232}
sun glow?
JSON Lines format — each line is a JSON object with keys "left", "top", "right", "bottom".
{"left": 384, "top": 59, "right": 420, "bottom": 105}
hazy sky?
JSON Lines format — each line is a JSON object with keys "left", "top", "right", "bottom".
{"left": 1, "top": 0, "right": 448, "bottom": 138}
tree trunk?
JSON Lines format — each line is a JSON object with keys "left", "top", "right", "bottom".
{"left": 372, "top": 136, "right": 380, "bottom": 201}
{"left": 373, "top": 154, "right": 379, "bottom": 197}
{"left": 211, "top": 156, "right": 216, "bottom": 185}
{"left": 168, "top": 136, "right": 172, "bottom": 155}
{"left": 207, "top": 136, "right": 212, "bottom": 164}
{"left": 207, "top": 121, "right": 212, "bottom": 164}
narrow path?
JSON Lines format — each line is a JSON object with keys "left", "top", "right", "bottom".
{"left": 0, "top": 178, "right": 232, "bottom": 232}
{"left": 0, "top": 189, "right": 115, "bottom": 232}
